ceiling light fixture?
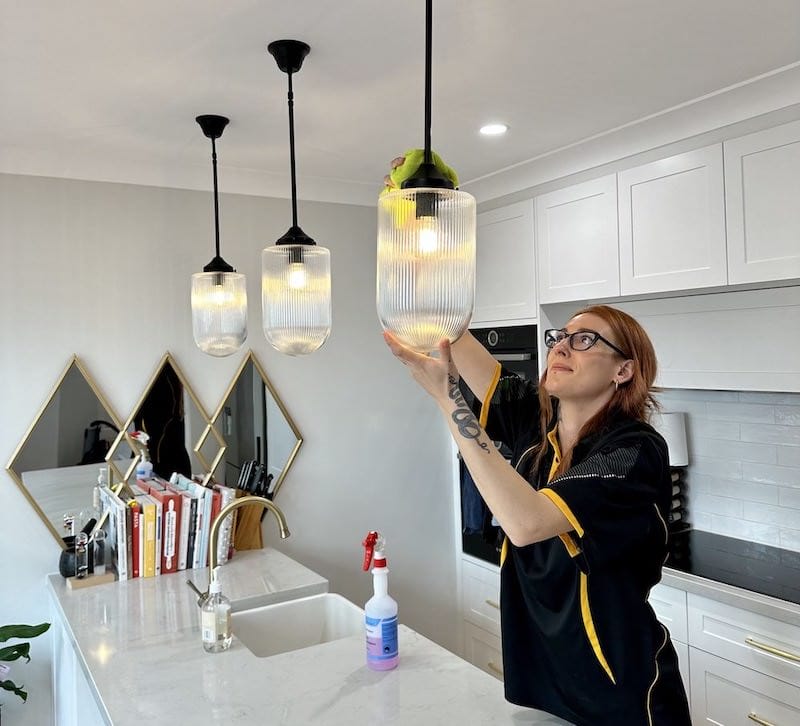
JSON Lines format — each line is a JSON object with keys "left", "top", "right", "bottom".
{"left": 191, "top": 115, "right": 248, "bottom": 357}
{"left": 376, "top": 0, "right": 476, "bottom": 352}
{"left": 262, "top": 40, "right": 331, "bottom": 356}
{"left": 479, "top": 123, "right": 508, "bottom": 136}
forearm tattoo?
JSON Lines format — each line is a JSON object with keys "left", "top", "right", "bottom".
{"left": 448, "top": 375, "right": 491, "bottom": 453}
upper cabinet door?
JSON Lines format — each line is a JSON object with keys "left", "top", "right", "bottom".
{"left": 472, "top": 200, "right": 536, "bottom": 325}
{"left": 536, "top": 174, "right": 619, "bottom": 304}
{"left": 618, "top": 144, "right": 727, "bottom": 295}
{"left": 725, "top": 119, "right": 800, "bottom": 285}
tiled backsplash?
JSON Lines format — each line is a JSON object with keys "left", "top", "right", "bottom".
{"left": 657, "top": 389, "right": 800, "bottom": 553}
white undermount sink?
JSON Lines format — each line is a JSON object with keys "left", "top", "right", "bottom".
{"left": 232, "top": 592, "right": 364, "bottom": 658}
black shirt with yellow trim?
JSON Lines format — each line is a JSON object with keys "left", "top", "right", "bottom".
{"left": 480, "top": 368, "right": 691, "bottom": 726}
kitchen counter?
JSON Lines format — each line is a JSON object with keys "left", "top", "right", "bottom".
{"left": 48, "top": 548, "right": 570, "bottom": 725}
{"left": 662, "top": 529, "right": 800, "bottom": 627}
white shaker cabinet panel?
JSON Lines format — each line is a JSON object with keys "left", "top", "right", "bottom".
{"left": 690, "top": 647, "right": 800, "bottom": 726}
{"left": 472, "top": 200, "right": 537, "bottom": 325}
{"left": 463, "top": 621, "right": 504, "bottom": 681}
{"left": 536, "top": 174, "right": 620, "bottom": 303}
{"left": 648, "top": 582, "right": 688, "bottom": 643}
{"left": 725, "top": 119, "right": 800, "bottom": 284}
{"left": 618, "top": 144, "right": 727, "bottom": 295}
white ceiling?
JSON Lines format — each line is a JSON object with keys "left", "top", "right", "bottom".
{"left": 2, "top": 0, "right": 800, "bottom": 205}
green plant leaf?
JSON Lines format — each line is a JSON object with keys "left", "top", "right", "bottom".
{"left": 0, "top": 623, "right": 50, "bottom": 643}
{"left": 0, "top": 678, "right": 28, "bottom": 702}
{"left": 0, "top": 643, "right": 31, "bottom": 663}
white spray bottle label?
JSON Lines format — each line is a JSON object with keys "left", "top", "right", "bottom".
{"left": 362, "top": 531, "right": 399, "bottom": 670}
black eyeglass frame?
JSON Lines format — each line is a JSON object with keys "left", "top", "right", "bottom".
{"left": 544, "top": 328, "right": 630, "bottom": 358}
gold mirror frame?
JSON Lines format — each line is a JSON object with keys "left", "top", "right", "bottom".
{"left": 106, "top": 352, "right": 214, "bottom": 486}
{"left": 6, "top": 356, "right": 122, "bottom": 550}
{"left": 208, "top": 350, "right": 303, "bottom": 499}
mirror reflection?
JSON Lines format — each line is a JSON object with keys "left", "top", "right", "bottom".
{"left": 107, "top": 353, "right": 210, "bottom": 486}
{"left": 6, "top": 357, "right": 121, "bottom": 545}
{"left": 209, "top": 351, "right": 302, "bottom": 498}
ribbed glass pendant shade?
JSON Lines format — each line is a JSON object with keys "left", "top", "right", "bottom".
{"left": 377, "top": 187, "right": 476, "bottom": 352}
{"left": 191, "top": 271, "right": 248, "bottom": 357}
{"left": 262, "top": 244, "right": 331, "bottom": 356}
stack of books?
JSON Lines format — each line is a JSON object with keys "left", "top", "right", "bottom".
{"left": 98, "top": 474, "right": 237, "bottom": 581}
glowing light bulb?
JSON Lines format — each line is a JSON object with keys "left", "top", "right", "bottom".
{"left": 287, "top": 262, "right": 307, "bottom": 289}
{"left": 418, "top": 216, "right": 438, "bottom": 255}
{"left": 210, "top": 285, "right": 232, "bottom": 306}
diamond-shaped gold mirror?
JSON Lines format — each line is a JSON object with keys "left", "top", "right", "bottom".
{"left": 107, "top": 353, "right": 211, "bottom": 486}
{"left": 209, "top": 351, "right": 302, "bottom": 499}
{"left": 6, "top": 356, "right": 122, "bottom": 548}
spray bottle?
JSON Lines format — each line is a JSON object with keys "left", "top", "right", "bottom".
{"left": 132, "top": 432, "right": 153, "bottom": 481}
{"left": 362, "top": 531, "right": 398, "bottom": 670}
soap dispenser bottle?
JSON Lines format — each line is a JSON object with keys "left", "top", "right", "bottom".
{"left": 202, "top": 567, "right": 232, "bottom": 653}
{"left": 362, "top": 531, "right": 398, "bottom": 670}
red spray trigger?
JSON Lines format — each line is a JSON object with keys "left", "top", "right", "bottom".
{"left": 362, "top": 531, "right": 378, "bottom": 571}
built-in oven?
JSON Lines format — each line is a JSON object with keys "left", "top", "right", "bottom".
{"left": 459, "top": 324, "right": 539, "bottom": 566}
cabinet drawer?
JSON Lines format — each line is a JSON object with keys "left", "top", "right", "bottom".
{"left": 649, "top": 582, "right": 688, "bottom": 643}
{"left": 690, "top": 647, "right": 800, "bottom": 725}
{"left": 464, "top": 621, "right": 504, "bottom": 681}
{"left": 462, "top": 558, "right": 501, "bottom": 636}
{"left": 688, "top": 593, "right": 800, "bottom": 687}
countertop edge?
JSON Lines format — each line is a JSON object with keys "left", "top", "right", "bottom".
{"left": 661, "top": 567, "right": 800, "bottom": 627}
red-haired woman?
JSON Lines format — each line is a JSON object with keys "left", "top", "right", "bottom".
{"left": 384, "top": 305, "right": 691, "bottom": 726}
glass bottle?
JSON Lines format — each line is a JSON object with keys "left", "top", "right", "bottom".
{"left": 75, "top": 533, "right": 89, "bottom": 579}
{"left": 201, "top": 576, "right": 232, "bottom": 653}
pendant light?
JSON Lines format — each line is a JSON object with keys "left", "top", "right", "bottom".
{"left": 262, "top": 40, "right": 332, "bottom": 357}
{"left": 191, "top": 115, "right": 248, "bottom": 357}
{"left": 376, "top": 0, "right": 477, "bottom": 353}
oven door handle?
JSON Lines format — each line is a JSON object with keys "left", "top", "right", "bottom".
{"left": 492, "top": 353, "right": 532, "bottom": 361}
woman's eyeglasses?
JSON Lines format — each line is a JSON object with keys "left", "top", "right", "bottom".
{"left": 544, "top": 328, "right": 629, "bottom": 358}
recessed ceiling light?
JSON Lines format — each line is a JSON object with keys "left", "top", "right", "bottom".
{"left": 479, "top": 123, "right": 508, "bottom": 136}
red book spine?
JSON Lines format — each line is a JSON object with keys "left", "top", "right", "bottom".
{"left": 130, "top": 503, "right": 141, "bottom": 578}
{"left": 147, "top": 488, "right": 182, "bottom": 575}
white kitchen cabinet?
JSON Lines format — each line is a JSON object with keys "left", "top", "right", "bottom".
{"left": 536, "top": 174, "right": 620, "bottom": 303}
{"left": 648, "top": 582, "right": 690, "bottom": 699}
{"left": 725, "top": 119, "right": 800, "bottom": 284}
{"left": 51, "top": 612, "right": 106, "bottom": 726}
{"left": 472, "top": 200, "right": 537, "bottom": 325}
{"left": 688, "top": 593, "right": 800, "bottom": 689}
{"left": 618, "top": 144, "right": 727, "bottom": 295}
{"left": 460, "top": 557, "right": 503, "bottom": 680}
{"left": 686, "top": 592, "right": 800, "bottom": 726}
{"left": 689, "top": 647, "right": 800, "bottom": 725}
{"left": 464, "top": 621, "right": 504, "bottom": 681}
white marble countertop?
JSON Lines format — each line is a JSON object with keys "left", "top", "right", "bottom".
{"left": 48, "top": 548, "right": 570, "bottom": 725}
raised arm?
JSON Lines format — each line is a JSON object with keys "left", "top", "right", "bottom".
{"left": 450, "top": 331, "right": 500, "bottom": 404}
{"left": 384, "top": 334, "right": 570, "bottom": 546}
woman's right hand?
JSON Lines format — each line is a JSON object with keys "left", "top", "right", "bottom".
{"left": 383, "top": 331, "right": 459, "bottom": 410}
{"left": 382, "top": 156, "right": 406, "bottom": 192}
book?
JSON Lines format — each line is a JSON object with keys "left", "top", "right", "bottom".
{"left": 146, "top": 486, "right": 182, "bottom": 575}
{"left": 129, "top": 501, "right": 141, "bottom": 578}
{"left": 135, "top": 495, "right": 158, "bottom": 578}
{"left": 99, "top": 486, "right": 128, "bottom": 581}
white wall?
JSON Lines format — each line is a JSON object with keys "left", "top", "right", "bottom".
{"left": 0, "top": 173, "right": 459, "bottom": 723}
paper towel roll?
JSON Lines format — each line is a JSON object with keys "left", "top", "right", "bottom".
{"left": 651, "top": 411, "right": 688, "bottom": 467}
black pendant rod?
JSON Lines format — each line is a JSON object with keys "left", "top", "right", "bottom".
{"left": 424, "top": 0, "right": 433, "bottom": 167}
{"left": 287, "top": 71, "right": 299, "bottom": 228}
{"left": 210, "top": 136, "right": 222, "bottom": 259}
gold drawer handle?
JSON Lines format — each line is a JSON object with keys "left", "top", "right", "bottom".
{"left": 484, "top": 599, "right": 500, "bottom": 610}
{"left": 748, "top": 713, "right": 776, "bottom": 726}
{"left": 487, "top": 661, "right": 503, "bottom": 677}
{"left": 745, "top": 636, "right": 800, "bottom": 664}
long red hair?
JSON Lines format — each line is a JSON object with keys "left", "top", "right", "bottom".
{"left": 533, "top": 305, "right": 660, "bottom": 477}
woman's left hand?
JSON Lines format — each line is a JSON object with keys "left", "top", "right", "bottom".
{"left": 383, "top": 332, "right": 459, "bottom": 408}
